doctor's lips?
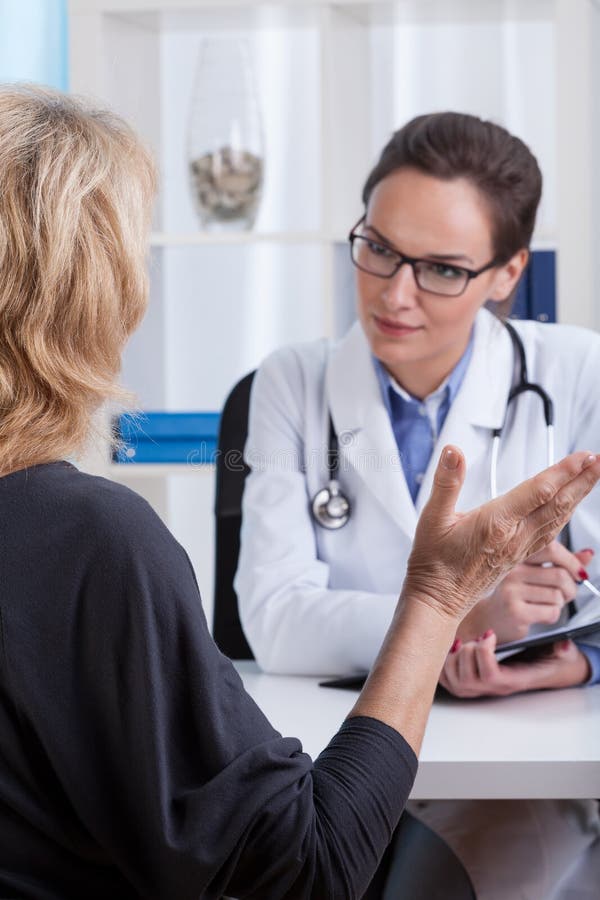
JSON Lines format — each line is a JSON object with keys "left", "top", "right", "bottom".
{"left": 373, "top": 315, "right": 424, "bottom": 336}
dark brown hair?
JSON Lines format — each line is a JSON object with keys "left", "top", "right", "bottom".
{"left": 362, "top": 112, "right": 542, "bottom": 263}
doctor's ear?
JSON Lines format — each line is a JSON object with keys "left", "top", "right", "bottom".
{"left": 487, "top": 248, "right": 529, "bottom": 303}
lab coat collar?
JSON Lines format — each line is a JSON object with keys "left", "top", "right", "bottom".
{"left": 326, "top": 322, "right": 418, "bottom": 535}
{"left": 326, "top": 309, "right": 514, "bottom": 533}
{"left": 457, "top": 307, "right": 514, "bottom": 430}
{"left": 414, "top": 308, "right": 514, "bottom": 514}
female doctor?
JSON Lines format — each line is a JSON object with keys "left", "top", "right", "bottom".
{"left": 235, "top": 112, "right": 600, "bottom": 899}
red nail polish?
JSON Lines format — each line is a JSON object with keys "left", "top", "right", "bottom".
{"left": 578, "top": 568, "right": 589, "bottom": 580}
{"left": 483, "top": 629, "right": 494, "bottom": 639}
{"left": 450, "top": 638, "right": 461, "bottom": 653}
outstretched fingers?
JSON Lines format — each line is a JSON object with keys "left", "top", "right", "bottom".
{"left": 523, "top": 459, "right": 600, "bottom": 554}
{"left": 496, "top": 452, "right": 600, "bottom": 525}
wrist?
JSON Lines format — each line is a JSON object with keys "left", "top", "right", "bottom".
{"left": 456, "top": 604, "right": 483, "bottom": 642}
{"left": 395, "top": 589, "right": 460, "bottom": 653}
{"left": 398, "top": 582, "right": 466, "bottom": 632}
{"left": 351, "top": 592, "right": 458, "bottom": 755}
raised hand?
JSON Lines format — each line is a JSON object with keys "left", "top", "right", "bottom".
{"left": 351, "top": 446, "right": 600, "bottom": 754}
{"left": 458, "top": 542, "right": 595, "bottom": 644}
{"left": 402, "top": 446, "right": 600, "bottom": 625}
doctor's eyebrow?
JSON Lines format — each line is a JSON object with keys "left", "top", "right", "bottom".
{"left": 363, "top": 222, "right": 475, "bottom": 264}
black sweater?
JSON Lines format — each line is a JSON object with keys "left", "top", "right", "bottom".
{"left": 0, "top": 463, "right": 417, "bottom": 899}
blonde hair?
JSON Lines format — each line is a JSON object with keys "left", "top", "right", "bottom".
{"left": 0, "top": 84, "right": 156, "bottom": 473}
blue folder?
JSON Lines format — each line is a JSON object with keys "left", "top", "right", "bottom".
{"left": 113, "top": 412, "right": 220, "bottom": 464}
{"left": 511, "top": 249, "right": 556, "bottom": 322}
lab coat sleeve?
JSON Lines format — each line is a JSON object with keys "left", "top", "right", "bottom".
{"left": 235, "top": 347, "right": 398, "bottom": 676}
{"left": 565, "top": 328, "right": 600, "bottom": 652}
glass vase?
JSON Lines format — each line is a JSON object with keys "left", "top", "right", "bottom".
{"left": 188, "top": 38, "right": 264, "bottom": 231}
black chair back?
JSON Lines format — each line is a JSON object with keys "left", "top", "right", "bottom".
{"left": 381, "top": 810, "right": 476, "bottom": 899}
{"left": 213, "top": 371, "right": 256, "bottom": 659}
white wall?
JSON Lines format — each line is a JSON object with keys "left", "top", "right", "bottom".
{"left": 369, "top": 17, "right": 556, "bottom": 244}
{"left": 74, "top": 1, "right": 590, "bottom": 633}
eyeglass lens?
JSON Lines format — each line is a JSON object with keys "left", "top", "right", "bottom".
{"left": 351, "top": 235, "right": 469, "bottom": 296}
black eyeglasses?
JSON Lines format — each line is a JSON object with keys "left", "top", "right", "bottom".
{"left": 348, "top": 218, "right": 498, "bottom": 297}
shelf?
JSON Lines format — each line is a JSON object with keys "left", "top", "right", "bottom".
{"left": 149, "top": 231, "right": 557, "bottom": 249}
{"left": 71, "top": 0, "right": 553, "bottom": 22}
{"left": 71, "top": 2, "right": 322, "bottom": 31}
{"left": 110, "top": 463, "right": 215, "bottom": 478}
{"left": 149, "top": 230, "right": 331, "bottom": 246}
{"left": 336, "top": 0, "right": 553, "bottom": 26}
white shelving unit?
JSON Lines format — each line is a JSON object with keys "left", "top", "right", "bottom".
{"left": 69, "top": 0, "right": 600, "bottom": 628}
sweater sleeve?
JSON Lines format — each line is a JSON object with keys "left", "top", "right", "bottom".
{"left": 10, "top": 488, "right": 417, "bottom": 899}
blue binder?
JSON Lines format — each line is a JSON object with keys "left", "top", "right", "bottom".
{"left": 527, "top": 250, "right": 556, "bottom": 323}
{"left": 113, "top": 412, "right": 220, "bottom": 465}
{"left": 510, "top": 249, "right": 556, "bottom": 323}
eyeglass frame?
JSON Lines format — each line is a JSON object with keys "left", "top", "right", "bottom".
{"left": 348, "top": 216, "right": 499, "bottom": 297}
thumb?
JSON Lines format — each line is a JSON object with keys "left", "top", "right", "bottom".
{"left": 423, "top": 445, "right": 466, "bottom": 524}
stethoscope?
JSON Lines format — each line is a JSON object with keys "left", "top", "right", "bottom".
{"left": 491, "top": 321, "right": 554, "bottom": 498}
{"left": 311, "top": 415, "right": 352, "bottom": 530}
{"left": 311, "top": 320, "right": 555, "bottom": 529}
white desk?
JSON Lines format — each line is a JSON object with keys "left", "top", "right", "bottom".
{"left": 235, "top": 661, "right": 600, "bottom": 800}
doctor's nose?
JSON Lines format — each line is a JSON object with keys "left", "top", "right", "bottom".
{"left": 381, "top": 261, "right": 420, "bottom": 310}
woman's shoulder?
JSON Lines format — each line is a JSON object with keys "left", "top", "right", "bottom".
{"left": 0, "top": 462, "right": 193, "bottom": 605}
{"left": 253, "top": 334, "right": 346, "bottom": 411}
{"left": 257, "top": 335, "right": 334, "bottom": 381}
{"left": 256, "top": 323, "right": 366, "bottom": 389}
{"left": 34, "top": 462, "right": 182, "bottom": 562}
{"left": 511, "top": 317, "right": 600, "bottom": 355}
{"left": 506, "top": 319, "right": 600, "bottom": 401}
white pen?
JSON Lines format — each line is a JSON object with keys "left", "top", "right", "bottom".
{"left": 540, "top": 560, "right": 600, "bottom": 599}
{"left": 581, "top": 578, "right": 600, "bottom": 600}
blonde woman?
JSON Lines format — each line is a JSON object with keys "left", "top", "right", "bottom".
{"left": 0, "top": 85, "right": 598, "bottom": 899}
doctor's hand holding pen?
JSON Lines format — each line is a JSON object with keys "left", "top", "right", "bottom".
{"left": 350, "top": 445, "right": 600, "bottom": 752}
{"left": 456, "top": 541, "right": 595, "bottom": 645}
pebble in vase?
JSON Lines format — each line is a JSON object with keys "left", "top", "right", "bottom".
{"left": 188, "top": 38, "right": 264, "bottom": 231}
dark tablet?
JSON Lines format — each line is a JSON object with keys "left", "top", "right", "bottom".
{"left": 495, "top": 619, "right": 600, "bottom": 658}
{"left": 319, "top": 674, "right": 367, "bottom": 691}
{"left": 319, "top": 619, "right": 600, "bottom": 686}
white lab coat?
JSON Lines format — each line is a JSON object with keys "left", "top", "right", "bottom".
{"left": 236, "top": 307, "right": 600, "bottom": 675}
{"left": 236, "top": 306, "right": 600, "bottom": 898}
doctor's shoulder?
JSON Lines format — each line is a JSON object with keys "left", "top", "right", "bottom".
{"left": 253, "top": 335, "right": 338, "bottom": 405}
{"left": 508, "top": 317, "right": 600, "bottom": 376}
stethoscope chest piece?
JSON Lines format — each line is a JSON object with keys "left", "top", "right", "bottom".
{"left": 311, "top": 480, "right": 351, "bottom": 530}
